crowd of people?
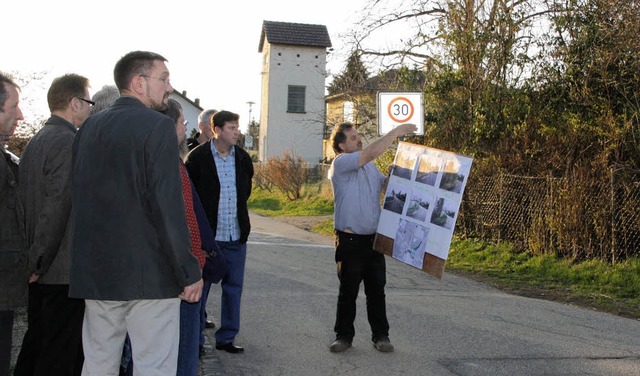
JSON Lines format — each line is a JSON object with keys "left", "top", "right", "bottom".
{"left": 0, "top": 49, "right": 414, "bottom": 376}
{"left": 0, "top": 51, "right": 252, "bottom": 376}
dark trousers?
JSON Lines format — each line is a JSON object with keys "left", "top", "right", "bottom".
{"left": 14, "top": 283, "right": 84, "bottom": 376}
{"left": 333, "top": 231, "right": 390, "bottom": 342}
{"left": 214, "top": 241, "right": 247, "bottom": 346}
{"left": 0, "top": 310, "right": 13, "bottom": 376}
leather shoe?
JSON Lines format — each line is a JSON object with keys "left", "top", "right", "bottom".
{"left": 373, "top": 336, "right": 394, "bottom": 352}
{"left": 205, "top": 319, "right": 215, "bottom": 329}
{"left": 329, "top": 338, "right": 352, "bottom": 353}
{"left": 215, "top": 342, "right": 244, "bottom": 353}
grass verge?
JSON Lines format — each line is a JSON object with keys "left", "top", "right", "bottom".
{"left": 248, "top": 186, "right": 334, "bottom": 217}
{"left": 448, "top": 238, "right": 640, "bottom": 319}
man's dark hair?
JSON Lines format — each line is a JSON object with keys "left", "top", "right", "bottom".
{"left": 0, "top": 72, "right": 19, "bottom": 112}
{"left": 47, "top": 74, "right": 90, "bottom": 112}
{"left": 329, "top": 122, "right": 354, "bottom": 154}
{"left": 212, "top": 110, "right": 239, "bottom": 129}
{"left": 113, "top": 51, "right": 167, "bottom": 91}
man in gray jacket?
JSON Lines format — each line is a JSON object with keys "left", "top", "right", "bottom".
{"left": 0, "top": 72, "right": 27, "bottom": 376}
{"left": 70, "top": 51, "right": 202, "bottom": 375}
{"left": 14, "top": 74, "right": 92, "bottom": 376}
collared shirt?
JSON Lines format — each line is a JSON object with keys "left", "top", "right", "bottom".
{"left": 329, "top": 151, "right": 385, "bottom": 235}
{"left": 210, "top": 142, "right": 240, "bottom": 241}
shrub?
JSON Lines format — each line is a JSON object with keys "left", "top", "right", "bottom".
{"left": 253, "top": 163, "right": 273, "bottom": 192}
{"left": 264, "top": 152, "right": 308, "bottom": 200}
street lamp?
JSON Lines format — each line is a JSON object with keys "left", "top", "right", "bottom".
{"left": 246, "top": 101, "right": 256, "bottom": 149}
{"left": 246, "top": 101, "right": 255, "bottom": 125}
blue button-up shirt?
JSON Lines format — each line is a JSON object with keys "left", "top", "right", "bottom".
{"left": 210, "top": 142, "right": 240, "bottom": 241}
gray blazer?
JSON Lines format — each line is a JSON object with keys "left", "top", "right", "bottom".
{"left": 19, "top": 116, "right": 76, "bottom": 284}
{"left": 69, "top": 96, "right": 201, "bottom": 300}
{"left": 0, "top": 149, "right": 27, "bottom": 309}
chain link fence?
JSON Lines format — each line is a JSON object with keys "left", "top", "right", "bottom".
{"left": 458, "top": 167, "right": 640, "bottom": 262}
{"left": 257, "top": 161, "right": 640, "bottom": 262}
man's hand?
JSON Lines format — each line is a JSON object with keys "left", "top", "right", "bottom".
{"left": 178, "top": 278, "right": 203, "bottom": 303}
{"left": 28, "top": 273, "right": 39, "bottom": 284}
{"left": 393, "top": 123, "right": 418, "bottom": 137}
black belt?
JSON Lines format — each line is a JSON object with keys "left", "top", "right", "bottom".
{"left": 334, "top": 230, "right": 375, "bottom": 240}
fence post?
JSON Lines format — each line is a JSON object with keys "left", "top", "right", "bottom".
{"left": 547, "top": 172, "right": 552, "bottom": 253}
{"left": 498, "top": 171, "right": 503, "bottom": 243}
{"left": 610, "top": 167, "right": 616, "bottom": 265}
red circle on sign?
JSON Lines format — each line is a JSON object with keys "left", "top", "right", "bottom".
{"left": 387, "top": 97, "right": 415, "bottom": 123}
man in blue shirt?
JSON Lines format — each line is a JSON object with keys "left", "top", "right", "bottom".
{"left": 328, "top": 122, "right": 416, "bottom": 353}
{"left": 185, "top": 110, "right": 253, "bottom": 354}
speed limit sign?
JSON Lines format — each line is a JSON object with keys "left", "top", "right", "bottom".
{"left": 378, "top": 92, "right": 424, "bottom": 135}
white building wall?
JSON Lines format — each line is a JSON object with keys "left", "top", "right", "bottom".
{"left": 169, "top": 93, "right": 201, "bottom": 136}
{"left": 259, "top": 42, "right": 327, "bottom": 164}
{"left": 259, "top": 44, "right": 271, "bottom": 161}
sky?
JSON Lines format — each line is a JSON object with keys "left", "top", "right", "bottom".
{"left": 4, "top": 0, "right": 377, "bottom": 133}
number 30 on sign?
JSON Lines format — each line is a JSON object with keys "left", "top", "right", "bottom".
{"left": 377, "top": 92, "right": 424, "bottom": 135}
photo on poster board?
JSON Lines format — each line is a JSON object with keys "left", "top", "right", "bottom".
{"left": 375, "top": 142, "right": 473, "bottom": 279}
{"left": 415, "top": 153, "right": 441, "bottom": 187}
{"left": 438, "top": 157, "right": 467, "bottom": 194}
{"left": 430, "top": 197, "right": 457, "bottom": 230}
{"left": 392, "top": 219, "right": 430, "bottom": 269}
{"left": 406, "top": 189, "right": 434, "bottom": 222}
{"left": 382, "top": 182, "right": 408, "bottom": 215}
{"left": 391, "top": 149, "right": 417, "bottom": 180}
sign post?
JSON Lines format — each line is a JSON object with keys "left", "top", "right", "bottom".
{"left": 378, "top": 92, "right": 424, "bottom": 135}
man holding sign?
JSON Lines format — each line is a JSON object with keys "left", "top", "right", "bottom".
{"left": 327, "top": 122, "right": 416, "bottom": 353}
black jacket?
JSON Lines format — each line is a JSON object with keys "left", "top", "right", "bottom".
{"left": 69, "top": 96, "right": 201, "bottom": 300}
{"left": 184, "top": 141, "right": 253, "bottom": 244}
{"left": 0, "top": 149, "right": 27, "bottom": 309}
{"left": 186, "top": 132, "right": 201, "bottom": 151}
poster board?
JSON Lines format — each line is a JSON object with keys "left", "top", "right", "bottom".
{"left": 374, "top": 142, "right": 473, "bottom": 279}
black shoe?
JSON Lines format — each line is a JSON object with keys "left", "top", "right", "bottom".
{"left": 199, "top": 345, "right": 206, "bottom": 358}
{"left": 329, "top": 338, "right": 352, "bottom": 353}
{"left": 373, "top": 336, "right": 394, "bottom": 352}
{"left": 205, "top": 319, "right": 216, "bottom": 329}
{"left": 215, "top": 342, "right": 244, "bottom": 353}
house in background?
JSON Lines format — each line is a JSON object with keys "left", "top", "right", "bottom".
{"left": 258, "top": 20, "right": 332, "bottom": 165}
{"left": 170, "top": 89, "right": 203, "bottom": 136}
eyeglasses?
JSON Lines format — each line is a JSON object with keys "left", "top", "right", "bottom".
{"left": 183, "top": 120, "right": 189, "bottom": 126}
{"left": 141, "top": 75, "right": 171, "bottom": 86}
{"left": 76, "top": 97, "right": 95, "bottom": 107}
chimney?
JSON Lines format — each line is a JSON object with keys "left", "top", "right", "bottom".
{"left": 195, "top": 98, "right": 200, "bottom": 106}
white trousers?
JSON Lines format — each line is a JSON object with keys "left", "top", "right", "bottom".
{"left": 81, "top": 298, "right": 180, "bottom": 376}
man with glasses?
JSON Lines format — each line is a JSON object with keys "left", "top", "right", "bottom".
{"left": 70, "top": 51, "right": 202, "bottom": 375}
{"left": 14, "top": 73, "right": 92, "bottom": 376}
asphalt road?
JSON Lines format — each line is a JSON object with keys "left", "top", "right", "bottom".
{"left": 207, "top": 213, "right": 640, "bottom": 375}
{"left": 12, "top": 213, "right": 640, "bottom": 375}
